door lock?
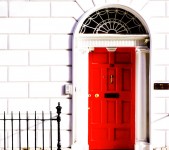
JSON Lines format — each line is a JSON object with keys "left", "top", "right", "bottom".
{"left": 95, "top": 94, "right": 99, "bottom": 98}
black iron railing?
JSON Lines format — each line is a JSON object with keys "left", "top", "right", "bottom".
{"left": 0, "top": 102, "right": 62, "bottom": 150}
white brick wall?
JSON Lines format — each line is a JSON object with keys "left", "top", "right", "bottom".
{"left": 140, "top": 1, "right": 165, "bottom": 19}
{"left": 153, "top": 50, "right": 169, "bottom": 65}
{"left": 92, "top": 0, "right": 105, "bottom": 6}
{"left": 75, "top": 0, "right": 94, "bottom": 11}
{"left": 9, "top": 35, "right": 50, "bottom": 49}
{"left": 151, "top": 34, "right": 166, "bottom": 49}
{"left": 0, "top": 18, "right": 29, "bottom": 33}
{"left": 152, "top": 98, "right": 166, "bottom": 114}
{"left": 30, "top": 18, "right": 76, "bottom": 34}
{"left": 0, "top": 51, "right": 28, "bottom": 66}
{"left": 51, "top": 2, "right": 84, "bottom": 19}
{"left": 149, "top": 0, "right": 169, "bottom": 147}
{"left": 29, "top": 82, "right": 68, "bottom": 98}
{"left": 0, "top": 0, "right": 168, "bottom": 149}
{"left": 0, "top": 67, "right": 7, "bottom": 81}
{"left": 0, "top": 83, "right": 28, "bottom": 98}
{"left": 0, "top": 2, "right": 8, "bottom": 17}
{"left": 29, "top": 50, "right": 72, "bottom": 65}
{"left": 51, "top": 35, "right": 72, "bottom": 49}
{"left": 0, "top": 35, "right": 8, "bottom": 50}
{"left": 150, "top": 18, "right": 169, "bottom": 33}
{"left": 9, "top": 66, "right": 50, "bottom": 81}
{"left": 9, "top": 2, "right": 50, "bottom": 17}
{"left": 152, "top": 131, "right": 166, "bottom": 147}
{"left": 51, "top": 66, "right": 72, "bottom": 81}
{"left": 152, "top": 66, "right": 166, "bottom": 81}
{"left": 0, "top": 1, "right": 75, "bottom": 149}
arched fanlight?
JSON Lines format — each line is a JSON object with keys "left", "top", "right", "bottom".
{"left": 79, "top": 8, "right": 147, "bottom": 34}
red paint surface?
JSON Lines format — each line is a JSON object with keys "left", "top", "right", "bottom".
{"left": 88, "top": 47, "right": 135, "bottom": 150}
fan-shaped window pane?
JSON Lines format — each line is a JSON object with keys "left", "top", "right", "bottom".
{"left": 79, "top": 8, "right": 147, "bottom": 34}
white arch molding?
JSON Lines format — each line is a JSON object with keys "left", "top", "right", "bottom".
{"left": 72, "top": 4, "right": 151, "bottom": 150}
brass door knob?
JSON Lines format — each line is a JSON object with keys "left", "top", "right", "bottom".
{"left": 95, "top": 94, "right": 99, "bottom": 98}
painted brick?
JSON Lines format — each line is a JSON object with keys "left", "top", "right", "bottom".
{"left": 151, "top": 130, "right": 165, "bottom": 147}
{"left": 153, "top": 114, "right": 169, "bottom": 130}
{"left": 0, "top": 35, "right": 8, "bottom": 50}
{"left": 36, "top": 114, "right": 71, "bottom": 130}
{"left": 92, "top": 0, "right": 105, "bottom": 6}
{"left": 18, "top": 130, "right": 71, "bottom": 148}
{"left": 106, "top": 0, "right": 118, "bottom": 2}
{"left": 141, "top": 1, "right": 165, "bottom": 18}
{"left": 30, "top": 50, "right": 72, "bottom": 65}
{"left": 166, "top": 98, "right": 169, "bottom": 113}
{"left": 29, "top": 82, "right": 69, "bottom": 98}
{"left": 166, "top": 35, "right": 169, "bottom": 49}
{"left": 50, "top": 99, "right": 72, "bottom": 114}
{"left": 118, "top": 0, "right": 132, "bottom": 6}
{"left": 0, "top": 67, "right": 7, "bottom": 81}
{"left": 0, "top": 18, "right": 29, "bottom": 33}
{"left": 152, "top": 66, "right": 166, "bottom": 81}
{"left": 0, "top": 83, "right": 28, "bottom": 98}
{"left": 51, "top": 66, "right": 72, "bottom": 81}
{"left": 153, "top": 90, "right": 169, "bottom": 98}
{"left": 51, "top": 2, "right": 84, "bottom": 19}
{"left": 166, "top": 67, "right": 169, "bottom": 81}
{"left": 150, "top": 18, "right": 169, "bottom": 33}
{"left": 0, "top": 2, "right": 8, "bottom": 17}
{"left": 166, "top": 131, "right": 169, "bottom": 146}
{"left": 153, "top": 50, "right": 169, "bottom": 65}
{"left": 130, "top": 0, "right": 149, "bottom": 11}
{"left": 52, "top": 130, "right": 71, "bottom": 147}
{"left": 166, "top": 2, "right": 169, "bottom": 17}
{"left": 9, "top": 35, "right": 50, "bottom": 50}
{"left": 51, "top": 35, "right": 72, "bottom": 49}
{"left": 9, "top": 2, "right": 50, "bottom": 17}
{"left": 151, "top": 34, "right": 166, "bottom": 49}
{"left": 152, "top": 98, "right": 166, "bottom": 114}
{"left": 54, "top": 115, "right": 71, "bottom": 130}
{"left": 76, "top": 0, "right": 94, "bottom": 11}
{"left": 8, "top": 98, "right": 50, "bottom": 113}
{"left": 0, "top": 99, "right": 7, "bottom": 113}
{"left": 9, "top": 66, "right": 49, "bottom": 81}
{"left": 0, "top": 50, "right": 28, "bottom": 66}
{"left": 30, "top": 18, "right": 76, "bottom": 34}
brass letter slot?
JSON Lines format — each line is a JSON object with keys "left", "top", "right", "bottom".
{"left": 104, "top": 93, "right": 119, "bottom": 98}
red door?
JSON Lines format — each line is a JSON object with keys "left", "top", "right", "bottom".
{"left": 88, "top": 47, "right": 135, "bottom": 150}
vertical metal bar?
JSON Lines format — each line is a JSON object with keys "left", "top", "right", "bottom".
{"left": 4, "top": 111, "right": 6, "bottom": 150}
{"left": 56, "top": 102, "right": 62, "bottom": 150}
{"left": 11, "top": 111, "right": 14, "bottom": 150}
{"left": 35, "top": 111, "right": 36, "bottom": 150}
{"left": 27, "top": 111, "right": 29, "bottom": 150}
{"left": 42, "top": 111, "right": 44, "bottom": 150}
{"left": 50, "top": 111, "right": 52, "bottom": 150}
{"left": 19, "top": 111, "right": 21, "bottom": 150}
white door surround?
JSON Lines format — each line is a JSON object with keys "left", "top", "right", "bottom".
{"left": 72, "top": 4, "right": 151, "bottom": 150}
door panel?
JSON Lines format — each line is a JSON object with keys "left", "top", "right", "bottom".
{"left": 88, "top": 47, "right": 135, "bottom": 150}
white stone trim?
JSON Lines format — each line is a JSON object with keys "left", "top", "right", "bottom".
{"left": 75, "top": 34, "right": 149, "bottom": 49}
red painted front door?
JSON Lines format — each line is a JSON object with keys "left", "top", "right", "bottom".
{"left": 88, "top": 47, "right": 135, "bottom": 150}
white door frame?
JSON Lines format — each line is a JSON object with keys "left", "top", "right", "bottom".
{"left": 72, "top": 4, "right": 151, "bottom": 150}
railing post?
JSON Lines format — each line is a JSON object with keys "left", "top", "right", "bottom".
{"left": 56, "top": 102, "right": 62, "bottom": 150}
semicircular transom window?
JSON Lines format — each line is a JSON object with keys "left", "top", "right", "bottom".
{"left": 79, "top": 8, "right": 147, "bottom": 34}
